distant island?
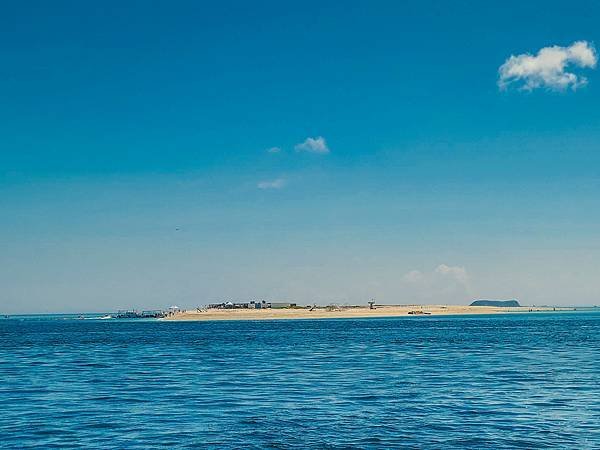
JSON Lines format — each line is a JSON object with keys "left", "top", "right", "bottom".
{"left": 470, "top": 299, "right": 520, "bottom": 307}
{"left": 157, "top": 302, "right": 580, "bottom": 322}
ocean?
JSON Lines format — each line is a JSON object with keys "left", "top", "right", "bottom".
{"left": 0, "top": 313, "right": 598, "bottom": 448}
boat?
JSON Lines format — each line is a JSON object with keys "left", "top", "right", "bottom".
{"left": 115, "top": 310, "right": 166, "bottom": 319}
{"left": 116, "top": 310, "right": 141, "bottom": 319}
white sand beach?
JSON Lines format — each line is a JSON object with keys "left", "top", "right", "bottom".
{"left": 164, "top": 304, "right": 573, "bottom": 321}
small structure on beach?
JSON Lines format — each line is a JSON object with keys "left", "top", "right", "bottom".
{"left": 208, "top": 300, "right": 282, "bottom": 309}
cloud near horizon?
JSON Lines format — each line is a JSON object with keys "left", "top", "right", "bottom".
{"left": 257, "top": 178, "right": 287, "bottom": 189}
{"left": 266, "top": 146, "right": 281, "bottom": 154}
{"left": 498, "top": 40, "right": 597, "bottom": 91}
{"left": 402, "top": 270, "right": 425, "bottom": 283}
{"left": 401, "top": 264, "right": 472, "bottom": 303}
{"left": 294, "top": 136, "right": 330, "bottom": 154}
{"left": 434, "top": 264, "right": 469, "bottom": 286}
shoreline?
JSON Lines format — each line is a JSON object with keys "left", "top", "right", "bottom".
{"left": 163, "top": 305, "right": 580, "bottom": 322}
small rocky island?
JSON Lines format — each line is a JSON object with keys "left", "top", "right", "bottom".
{"left": 470, "top": 299, "right": 520, "bottom": 307}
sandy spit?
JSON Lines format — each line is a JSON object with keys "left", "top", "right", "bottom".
{"left": 163, "top": 305, "right": 572, "bottom": 322}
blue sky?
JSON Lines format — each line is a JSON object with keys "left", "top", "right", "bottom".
{"left": 2, "top": 1, "right": 600, "bottom": 312}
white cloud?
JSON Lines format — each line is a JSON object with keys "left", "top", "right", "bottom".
{"left": 400, "top": 264, "right": 472, "bottom": 304}
{"left": 498, "top": 40, "right": 597, "bottom": 91}
{"left": 402, "top": 270, "right": 424, "bottom": 283}
{"left": 435, "top": 264, "right": 469, "bottom": 286}
{"left": 257, "top": 178, "right": 286, "bottom": 189}
{"left": 294, "top": 136, "right": 330, "bottom": 154}
{"left": 267, "top": 147, "right": 281, "bottom": 154}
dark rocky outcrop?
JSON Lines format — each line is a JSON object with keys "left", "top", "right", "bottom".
{"left": 470, "top": 299, "right": 520, "bottom": 307}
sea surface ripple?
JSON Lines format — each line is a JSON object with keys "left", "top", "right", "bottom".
{"left": 0, "top": 313, "right": 599, "bottom": 448}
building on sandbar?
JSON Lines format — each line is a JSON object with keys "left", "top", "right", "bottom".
{"left": 207, "top": 300, "right": 296, "bottom": 310}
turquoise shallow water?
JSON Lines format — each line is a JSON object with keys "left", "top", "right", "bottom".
{"left": 0, "top": 313, "right": 599, "bottom": 448}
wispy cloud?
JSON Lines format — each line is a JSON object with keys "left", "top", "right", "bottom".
{"left": 401, "top": 264, "right": 472, "bottom": 303}
{"left": 403, "top": 264, "right": 469, "bottom": 288}
{"left": 498, "top": 40, "right": 597, "bottom": 91}
{"left": 266, "top": 147, "right": 281, "bottom": 154}
{"left": 434, "top": 264, "right": 469, "bottom": 286}
{"left": 257, "top": 178, "right": 286, "bottom": 190}
{"left": 294, "top": 136, "right": 330, "bottom": 154}
{"left": 402, "top": 270, "right": 424, "bottom": 283}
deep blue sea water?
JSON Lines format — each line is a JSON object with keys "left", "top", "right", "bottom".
{"left": 0, "top": 313, "right": 599, "bottom": 449}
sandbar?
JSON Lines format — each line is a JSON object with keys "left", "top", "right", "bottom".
{"left": 164, "top": 304, "right": 574, "bottom": 322}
